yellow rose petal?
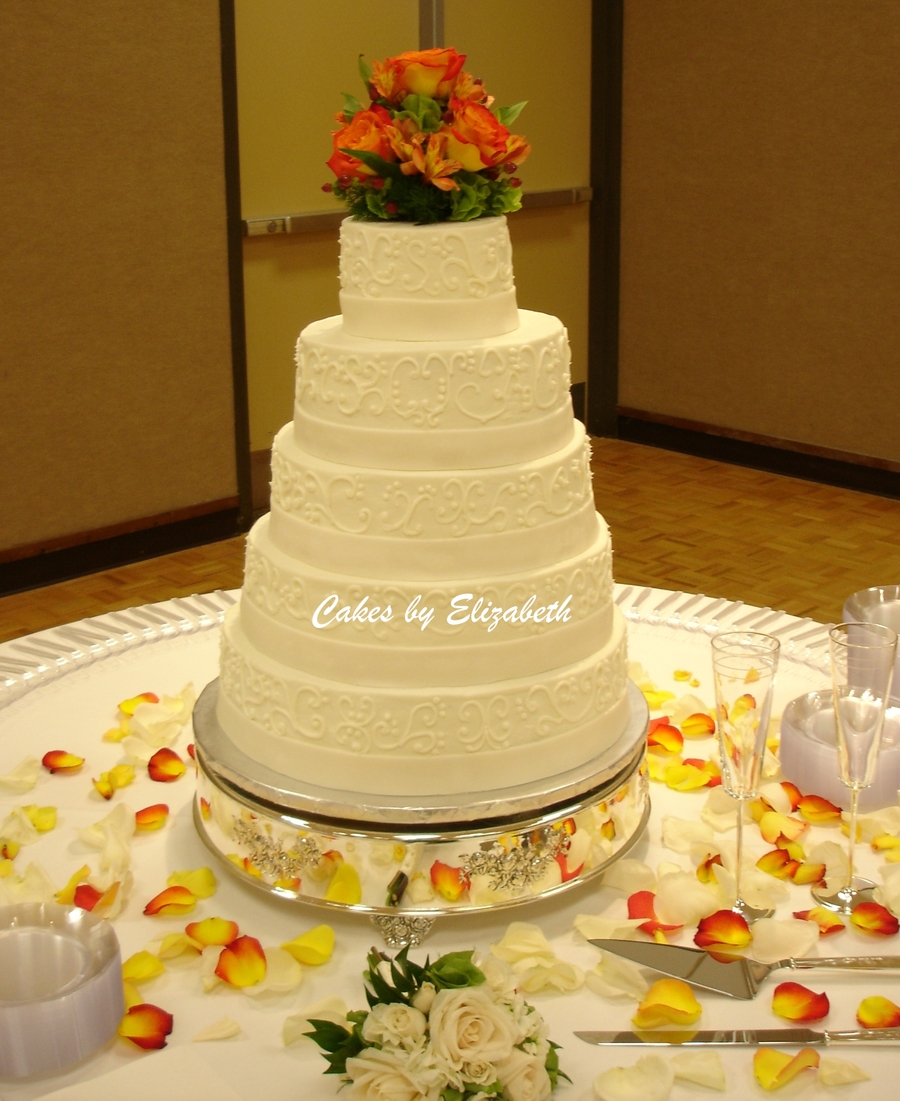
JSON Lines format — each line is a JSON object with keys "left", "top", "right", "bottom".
{"left": 22, "top": 805, "right": 56, "bottom": 832}
{"left": 324, "top": 861, "right": 362, "bottom": 904}
{"left": 167, "top": 866, "right": 217, "bottom": 899}
{"left": 122, "top": 979, "right": 144, "bottom": 1009}
{"left": 122, "top": 950, "right": 165, "bottom": 984}
{"left": 281, "top": 924, "right": 335, "bottom": 966}
{"left": 108, "top": 763, "right": 136, "bottom": 790}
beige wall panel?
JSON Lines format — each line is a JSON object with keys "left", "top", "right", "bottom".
{"left": 234, "top": 1, "right": 419, "bottom": 217}
{"left": 619, "top": 0, "right": 900, "bottom": 463}
{"left": 0, "top": 3, "right": 237, "bottom": 552}
{"left": 444, "top": 0, "right": 592, "bottom": 191}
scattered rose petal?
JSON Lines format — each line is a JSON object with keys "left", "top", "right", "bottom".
{"left": 215, "top": 935, "right": 267, "bottom": 987}
{"left": 808, "top": 839, "right": 849, "bottom": 894}
{"left": 283, "top": 995, "right": 349, "bottom": 1046}
{"left": 154, "top": 932, "right": 202, "bottom": 958}
{"left": 797, "top": 793, "right": 842, "bottom": 824}
{"left": 749, "top": 918, "right": 818, "bottom": 964}
{"left": 192, "top": 1016, "right": 241, "bottom": 1042}
{"left": 694, "top": 910, "right": 751, "bottom": 952}
{"left": 147, "top": 747, "right": 186, "bottom": 782}
{"left": 701, "top": 788, "right": 740, "bottom": 832}
{"left": 41, "top": 750, "right": 84, "bottom": 775}
{"left": 135, "top": 804, "right": 169, "bottom": 831}
{"left": 793, "top": 907, "right": 845, "bottom": 936}
{"left": 851, "top": 901, "right": 899, "bottom": 936}
{"left": 73, "top": 883, "right": 103, "bottom": 911}
{"left": 243, "top": 946, "right": 303, "bottom": 997}
{"left": 143, "top": 885, "right": 197, "bottom": 916}
{"left": 753, "top": 1047, "right": 819, "bottom": 1090}
{"left": 118, "top": 1003, "right": 173, "bottom": 1050}
{"left": 0, "top": 861, "right": 56, "bottom": 904}
{"left": 680, "top": 712, "right": 715, "bottom": 738}
{"left": 122, "top": 979, "right": 143, "bottom": 1010}
{"left": 759, "top": 811, "right": 808, "bottom": 845}
{"left": 856, "top": 806, "right": 900, "bottom": 842}
{"left": 647, "top": 718, "right": 683, "bottom": 756}
{"left": 93, "top": 774, "right": 114, "bottom": 800}
{"left": 758, "top": 782, "right": 792, "bottom": 815}
{"left": 594, "top": 1054, "right": 674, "bottom": 1101}
{"left": 791, "top": 861, "right": 826, "bottom": 886}
{"left": 670, "top": 1050, "right": 726, "bottom": 1091}
{"left": 428, "top": 860, "right": 467, "bottom": 903}
{"left": 646, "top": 754, "right": 676, "bottom": 783}
{"left": 632, "top": 978, "right": 702, "bottom": 1029}
{"left": 602, "top": 859, "right": 657, "bottom": 895}
{"left": 1, "top": 807, "right": 40, "bottom": 846}
{"left": 22, "top": 805, "right": 56, "bottom": 832}
{"left": 586, "top": 952, "right": 649, "bottom": 1001}
{"left": 872, "top": 833, "right": 900, "bottom": 852}
{"left": 128, "top": 684, "right": 195, "bottom": 747}
{"left": 78, "top": 802, "right": 135, "bottom": 879}
{"left": 673, "top": 669, "right": 692, "bottom": 682}
{"left": 0, "top": 756, "right": 40, "bottom": 792}
{"left": 818, "top": 1056, "right": 870, "bottom": 1086}
{"left": 167, "top": 867, "right": 217, "bottom": 899}
{"left": 118, "top": 692, "right": 160, "bottom": 716}
{"left": 662, "top": 817, "right": 715, "bottom": 854}
{"left": 664, "top": 762, "right": 712, "bottom": 792}
{"left": 772, "top": 981, "right": 829, "bottom": 1022}
{"left": 55, "top": 864, "right": 91, "bottom": 905}
{"left": 696, "top": 852, "right": 724, "bottom": 883}
{"left": 627, "top": 890, "right": 683, "bottom": 940}
{"left": 642, "top": 688, "right": 676, "bottom": 711}
{"left": 857, "top": 995, "right": 900, "bottom": 1028}
{"left": 281, "top": 924, "right": 335, "bottom": 966}
{"left": 93, "top": 874, "right": 130, "bottom": 920}
{"left": 516, "top": 958, "right": 584, "bottom": 993}
{"left": 322, "top": 860, "right": 362, "bottom": 904}
{"left": 655, "top": 872, "right": 720, "bottom": 926}
{"left": 491, "top": 921, "right": 556, "bottom": 963}
{"left": 757, "top": 849, "right": 797, "bottom": 879}
{"left": 185, "top": 917, "right": 239, "bottom": 948}
{"left": 122, "top": 951, "right": 165, "bottom": 984}
{"left": 574, "top": 914, "right": 646, "bottom": 941}
{"left": 200, "top": 945, "right": 223, "bottom": 991}
{"left": 94, "top": 764, "right": 135, "bottom": 797}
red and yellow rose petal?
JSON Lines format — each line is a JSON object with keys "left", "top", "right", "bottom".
{"left": 143, "top": 885, "right": 197, "bottom": 917}
{"left": 759, "top": 811, "right": 808, "bottom": 845}
{"left": 780, "top": 781, "right": 802, "bottom": 811}
{"left": 147, "top": 747, "right": 186, "bottom": 783}
{"left": 694, "top": 910, "right": 752, "bottom": 952}
{"left": 771, "top": 981, "right": 829, "bottom": 1022}
{"left": 214, "top": 935, "right": 266, "bottom": 987}
{"left": 117, "top": 1003, "right": 173, "bottom": 1050}
{"left": 135, "top": 804, "right": 169, "bottom": 831}
{"left": 118, "top": 692, "right": 159, "bottom": 716}
{"left": 631, "top": 978, "right": 702, "bottom": 1029}
{"left": 696, "top": 852, "right": 724, "bottom": 884}
{"left": 627, "top": 890, "right": 683, "bottom": 941}
{"left": 647, "top": 718, "right": 684, "bottom": 756}
{"left": 185, "top": 916, "right": 240, "bottom": 948}
{"left": 793, "top": 907, "right": 845, "bottom": 936}
{"left": 850, "top": 901, "right": 900, "bottom": 936}
{"left": 167, "top": 867, "right": 217, "bottom": 899}
{"left": 680, "top": 712, "right": 716, "bottom": 738}
{"left": 429, "top": 860, "right": 468, "bottom": 903}
{"left": 797, "top": 793, "right": 842, "bottom": 824}
{"left": 753, "top": 1047, "right": 819, "bottom": 1091}
{"left": 41, "top": 750, "right": 84, "bottom": 775}
{"left": 857, "top": 995, "right": 900, "bottom": 1028}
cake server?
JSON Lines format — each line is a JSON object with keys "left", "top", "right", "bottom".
{"left": 576, "top": 1027, "right": 900, "bottom": 1046}
{"left": 589, "top": 939, "right": 900, "bottom": 1000}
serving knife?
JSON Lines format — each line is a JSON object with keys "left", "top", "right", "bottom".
{"left": 589, "top": 939, "right": 900, "bottom": 1000}
{"left": 576, "top": 1027, "right": 900, "bottom": 1047}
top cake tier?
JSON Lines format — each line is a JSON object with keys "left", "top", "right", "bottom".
{"left": 339, "top": 216, "right": 519, "bottom": 341}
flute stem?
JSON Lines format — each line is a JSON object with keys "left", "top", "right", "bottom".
{"left": 847, "top": 787, "right": 860, "bottom": 888}
{"left": 734, "top": 798, "right": 745, "bottom": 904}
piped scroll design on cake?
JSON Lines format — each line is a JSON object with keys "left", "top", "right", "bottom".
{"left": 339, "top": 221, "right": 513, "bottom": 301}
{"left": 295, "top": 327, "right": 570, "bottom": 430}
{"left": 219, "top": 627, "right": 627, "bottom": 758}
{"left": 270, "top": 437, "right": 593, "bottom": 540}
{"left": 242, "top": 539, "right": 612, "bottom": 643}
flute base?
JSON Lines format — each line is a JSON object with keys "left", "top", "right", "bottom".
{"left": 732, "top": 898, "right": 775, "bottom": 924}
{"left": 810, "top": 877, "right": 877, "bottom": 915}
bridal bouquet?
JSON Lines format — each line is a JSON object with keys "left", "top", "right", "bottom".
{"left": 324, "top": 47, "right": 530, "bottom": 223}
{"left": 306, "top": 946, "right": 566, "bottom": 1101}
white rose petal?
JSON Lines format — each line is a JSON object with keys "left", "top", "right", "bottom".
{"left": 574, "top": 914, "right": 645, "bottom": 941}
{"left": 602, "top": 859, "right": 657, "bottom": 894}
{"left": 876, "top": 862, "right": 900, "bottom": 914}
{"left": 428, "top": 986, "right": 518, "bottom": 1070}
{"left": 0, "top": 756, "right": 40, "bottom": 793}
{"left": 855, "top": 806, "right": 900, "bottom": 842}
{"left": 200, "top": 945, "right": 224, "bottom": 992}
{"left": 192, "top": 1016, "right": 241, "bottom": 1041}
{"left": 361, "top": 1001, "right": 427, "bottom": 1050}
{"left": 129, "top": 683, "right": 195, "bottom": 748}
{"left": 495, "top": 1047, "right": 553, "bottom": 1101}
{"left": 594, "top": 1053, "right": 675, "bottom": 1101}
{"left": 662, "top": 816, "right": 715, "bottom": 854}
{"left": 750, "top": 917, "right": 819, "bottom": 964}
{"left": 0, "top": 861, "right": 56, "bottom": 904}
{"left": 762, "top": 746, "right": 781, "bottom": 779}
{"left": 663, "top": 694, "right": 713, "bottom": 727}
{"left": 0, "top": 807, "right": 40, "bottom": 846}
{"left": 77, "top": 802, "right": 135, "bottom": 878}
{"left": 818, "top": 1056, "right": 871, "bottom": 1086}
{"left": 628, "top": 662, "right": 653, "bottom": 688}
{"left": 759, "top": 781, "right": 792, "bottom": 814}
{"left": 490, "top": 921, "right": 556, "bottom": 964}
{"left": 656, "top": 861, "right": 683, "bottom": 879}
{"left": 701, "top": 788, "right": 741, "bottom": 832}
{"left": 670, "top": 1050, "right": 726, "bottom": 1090}
{"left": 809, "top": 840, "right": 849, "bottom": 893}
{"left": 586, "top": 951, "right": 649, "bottom": 1001}
{"left": 515, "top": 958, "right": 584, "bottom": 994}
{"left": 283, "top": 995, "right": 349, "bottom": 1046}
{"left": 654, "top": 871, "right": 720, "bottom": 926}
{"left": 121, "top": 736, "right": 155, "bottom": 765}
{"left": 242, "top": 947, "right": 302, "bottom": 997}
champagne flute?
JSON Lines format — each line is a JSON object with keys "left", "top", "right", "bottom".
{"left": 712, "top": 631, "right": 780, "bottom": 922}
{"left": 812, "top": 621, "right": 897, "bottom": 913}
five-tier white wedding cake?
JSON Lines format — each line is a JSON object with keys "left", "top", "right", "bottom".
{"left": 216, "top": 214, "right": 629, "bottom": 799}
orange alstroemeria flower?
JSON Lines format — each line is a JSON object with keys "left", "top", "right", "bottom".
{"left": 444, "top": 100, "right": 529, "bottom": 172}
{"left": 409, "top": 132, "right": 463, "bottom": 191}
{"left": 627, "top": 890, "right": 683, "bottom": 942}
{"left": 450, "top": 69, "right": 490, "bottom": 105}
{"left": 753, "top": 1047, "right": 819, "bottom": 1091}
{"left": 327, "top": 105, "right": 396, "bottom": 182}
{"left": 632, "top": 978, "right": 702, "bottom": 1029}
{"left": 793, "top": 907, "right": 846, "bottom": 936}
{"left": 694, "top": 909, "right": 752, "bottom": 952}
{"left": 646, "top": 717, "right": 684, "bottom": 756}
{"left": 214, "top": 935, "right": 266, "bottom": 987}
{"left": 857, "top": 994, "right": 900, "bottom": 1028}
{"left": 143, "top": 885, "right": 196, "bottom": 916}
{"left": 135, "top": 804, "right": 169, "bottom": 831}
{"left": 41, "top": 750, "right": 84, "bottom": 775}
{"left": 430, "top": 859, "right": 469, "bottom": 902}
{"left": 147, "top": 747, "right": 186, "bottom": 783}
{"left": 185, "top": 917, "right": 239, "bottom": 948}
{"left": 797, "top": 793, "right": 842, "bottom": 824}
{"left": 772, "top": 981, "right": 829, "bottom": 1022}
{"left": 118, "top": 692, "right": 159, "bottom": 716}
{"left": 850, "top": 901, "right": 900, "bottom": 936}
{"left": 118, "top": 1003, "right": 173, "bottom": 1050}
{"left": 371, "top": 47, "right": 466, "bottom": 104}
{"left": 680, "top": 712, "right": 716, "bottom": 738}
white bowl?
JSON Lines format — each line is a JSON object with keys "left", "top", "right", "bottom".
{"left": 844, "top": 585, "right": 900, "bottom": 705}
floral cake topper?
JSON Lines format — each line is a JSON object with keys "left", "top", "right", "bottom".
{"left": 324, "top": 47, "right": 530, "bottom": 223}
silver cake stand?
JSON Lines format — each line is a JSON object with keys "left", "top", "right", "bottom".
{"left": 192, "top": 680, "right": 650, "bottom": 946}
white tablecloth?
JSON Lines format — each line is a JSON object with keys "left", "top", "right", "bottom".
{"left": 1, "top": 588, "right": 892, "bottom": 1100}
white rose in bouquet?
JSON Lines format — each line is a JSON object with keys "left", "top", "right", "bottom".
{"left": 495, "top": 1048, "right": 553, "bottom": 1101}
{"left": 346, "top": 1046, "right": 442, "bottom": 1101}
{"left": 362, "top": 1002, "right": 428, "bottom": 1050}
{"left": 428, "top": 986, "right": 518, "bottom": 1070}
{"left": 411, "top": 981, "right": 437, "bottom": 1014}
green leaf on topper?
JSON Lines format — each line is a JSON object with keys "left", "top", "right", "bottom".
{"left": 341, "top": 91, "right": 364, "bottom": 122}
{"left": 338, "top": 147, "right": 404, "bottom": 179}
{"left": 394, "top": 93, "right": 444, "bottom": 133}
{"left": 495, "top": 100, "right": 527, "bottom": 127}
{"left": 357, "top": 53, "right": 373, "bottom": 84}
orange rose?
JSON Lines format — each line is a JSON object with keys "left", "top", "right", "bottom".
{"left": 444, "top": 101, "right": 530, "bottom": 171}
{"left": 327, "top": 105, "right": 395, "bottom": 181}
{"left": 372, "top": 48, "right": 466, "bottom": 104}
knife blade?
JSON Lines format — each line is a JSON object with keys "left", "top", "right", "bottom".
{"left": 588, "top": 938, "right": 900, "bottom": 1000}
{"left": 575, "top": 1027, "right": 900, "bottom": 1046}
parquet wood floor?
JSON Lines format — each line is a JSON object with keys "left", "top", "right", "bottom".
{"left": 1, "top": 440, "right": 898, "bottom": 644}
